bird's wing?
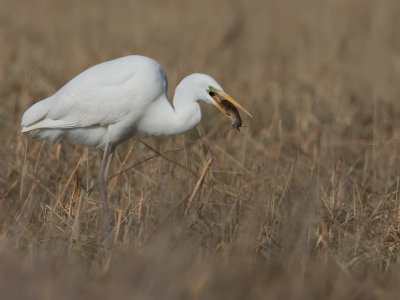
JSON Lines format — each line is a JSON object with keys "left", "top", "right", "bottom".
{"left": 27, "top": 56, "right": 167, "bottom": 129}
{"left": 48, "top": 83, "right": 143, "bottom": 127}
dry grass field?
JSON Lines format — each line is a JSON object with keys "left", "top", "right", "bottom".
{"left": 1, "top": 0, "right": 400, "bottom": 298}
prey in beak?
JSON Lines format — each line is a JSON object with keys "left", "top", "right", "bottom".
{"left": 207, "top": 86, "right": 253, "bottom": 131}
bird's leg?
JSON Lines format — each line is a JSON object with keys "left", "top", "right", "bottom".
{"left": 105, "top": 145, "right": 116, "bottom": 182}
{"left": 98, "top": 143, "right": 115, "bottom": 233}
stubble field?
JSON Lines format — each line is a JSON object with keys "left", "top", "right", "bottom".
{"left": 1, "top": 0, "right": 400, "bottom": 299}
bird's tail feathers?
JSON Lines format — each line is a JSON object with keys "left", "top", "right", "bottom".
{"left": 21, "top": 97, "right": 53, "bottom": 129}
{"left": 21, "top": 119, "right": 77, "bottom": 133}
{"left": 21, "top": 96, "right": 78, "bottom": 132}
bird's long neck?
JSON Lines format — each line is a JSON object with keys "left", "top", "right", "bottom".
{"left": 169, "top": 88, "right": 202, "bottom": 134}
{"left": 137, "top": 84, "right": 202, "bottom": 137}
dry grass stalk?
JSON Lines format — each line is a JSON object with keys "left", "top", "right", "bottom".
{"left": 185, "top": 157, "right": 214, "bottom": 216}
{"left": 53, "top": 156, "right": 83, "bottom": 213}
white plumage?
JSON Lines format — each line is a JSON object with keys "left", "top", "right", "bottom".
{"left": 21, "top": 55, "right": 230, "bottom": 147}
{"left": 21, "top": 55, "right": 252, "bottom": 229}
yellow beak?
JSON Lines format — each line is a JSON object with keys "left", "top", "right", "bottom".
{"left": 218, "top": 91, "right": 254, "bottom": 119}
{"left": 209, "top": 88, "right": 254, "bottom": 120}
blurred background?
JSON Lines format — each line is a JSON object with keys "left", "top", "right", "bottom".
{"left": 1, "top": 0, "right": 400, "bottom": 299}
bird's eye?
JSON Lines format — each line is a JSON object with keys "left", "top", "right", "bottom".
{"left": 208, "top": 85, "right": 219, "bottom": 95}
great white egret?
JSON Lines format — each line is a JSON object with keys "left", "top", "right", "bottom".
{"left": 21, "top": 55, "right": 252, "bottom": 228}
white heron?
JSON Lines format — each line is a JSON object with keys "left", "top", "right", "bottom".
{"left": 21, "top": 55, "right": 253, "bottom": 227}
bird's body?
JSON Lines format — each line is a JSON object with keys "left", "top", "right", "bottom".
{"left": 21, "top": 55, "right": 217, "bottom": 147}
{"left": 21, "top": 55, "right": 252, "bottom": 231}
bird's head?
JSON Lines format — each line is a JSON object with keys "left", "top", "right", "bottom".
{"left": 175, "top": 73, "right": 253, "bottom": 124}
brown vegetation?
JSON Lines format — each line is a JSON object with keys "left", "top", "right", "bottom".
{"left": 1, "top": 0, "right": 400, "bottom": 298}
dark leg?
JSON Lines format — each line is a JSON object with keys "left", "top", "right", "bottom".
{"left": 105, "top": 145, "right": 116, "bottom": 181}
{"left": 98, "top": 143, "right": 116, "bottom": 233}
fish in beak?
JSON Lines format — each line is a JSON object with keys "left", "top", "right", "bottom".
{"left": 208, "top": 86, "right": 253, "bottom": 130}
